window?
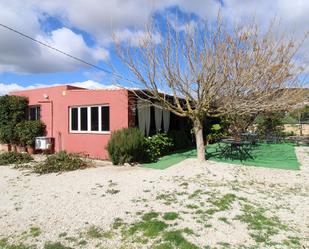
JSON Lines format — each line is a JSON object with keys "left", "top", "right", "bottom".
{"left": 101, "top": 106, "right": 110, "bottom": 131}
{"left": 71, "top": 108, "right": 78, "bottom": 131}
{"left": 91, "top": 107, "right": 99, "bottom": 131}
{"left": 80, "top": 107, "right": 88, "bottom": 131}
{"left": 69, "top": 105, "right": 110, "bottom": 133}
{"left": 29, "top": 106, "right": 40, "bottom": 120}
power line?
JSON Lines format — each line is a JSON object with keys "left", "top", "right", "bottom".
{"left": 0, "top": 23, "right": 133, "bottom": 83}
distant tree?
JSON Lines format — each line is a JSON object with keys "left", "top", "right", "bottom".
{"left": 115, "top": 15, "right": 307, "bottom": 162}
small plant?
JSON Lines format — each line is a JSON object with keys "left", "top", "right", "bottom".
{"left": 86, "top": 226, "right": 104, "bottom": 238}
{"left": 161, "top": 230, "right": 199, "bottom": 249}
{"left": 144, "top": 133, "right": 174, "bottom": 162}
{"left": 33, "top": 151, "right": 91, "bottom": 174}
{"left": 206, "top": 124, "right": 226, "bottom": 143}
{"left": 235, "top": 204, "right": 286, "bottom": 244}
{"left": 142, "top": 211, "right": 160, "bottom": 221}
{"left": 107, "top": 128, "right": 145, "bottom": 165}
{"left": 29, "top": 226, "right": 41, "bottom": 237}
{"left": 128, "top": 219, "right": 168, "bottom": 237}
{"left": 163, "top": 212, "right": 179, "bottom": 221}
{"left": 0, "top": 239, "right": 32, "bottom": 249}
{"left": 0, "top": 151, "right": 33, "bottom": 165}
{"left": 44, "top": 242, "right": 73, "bottom": 249}
{"left": 106, "top": 189, "right": 120, "bottom": 195}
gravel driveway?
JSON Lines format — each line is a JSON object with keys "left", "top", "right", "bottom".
{"left": 0, "top": 147, "right": 308, "bottom": 249}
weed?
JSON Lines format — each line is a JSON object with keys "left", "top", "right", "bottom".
{"left": 156, "top": 193, "right": 177, "bottom": 205}
{"left": 44, "top": 242, "right": 72, "bottom": 249}
{"left": 78, "top": 240, "right": 87, "bottom": 246}
{"left": 189, "top": 189, "right": 203, "bottom": 199}
{"left": 105, "top": 189, "right": 120, "bottom": 195}
{"left": 86, "top": 226, "right": 107, "bottom": 239}
{"left": 163, "top": 212, "right": 179, "bottom": 221}
{"left": 128, "top": 219, "right": 168, "bottom": 237}
{"left": 283, "top": 236, "right": 301, "bottom": 248}
{"left": 0, "top": 239, "right": 32, "bottom": 249}
{"left": 142, "top": 211, "right": 160, "bottom": 221}
{"left": 58, "top": 232, "right": 67, "bottom": 238}
{"left": 209, "top": 193, "right": 236, "bottom": 211}
{"left": 186, "top": 204, "right": 199, "bottom": 209}
{"left": 29, "top": 226, "right": 41, "bottom": 237}
{"left": 179, "top": 182, "right": 189, "bottom": 188}
{"left": 235, "top": 204, "right": 286, "bottom": 244}
{"left": 218, "top": 217, "right": 230, "bottom": 224}
{"left": 162, "top": 230, "right": 199, "bottom": 249}
{"left": 112, "top": 218, "right": 125, "bottom": 229}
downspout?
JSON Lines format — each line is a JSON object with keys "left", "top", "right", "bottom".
{"left": 38, "top": 100, "right": 54, "bottom": 137}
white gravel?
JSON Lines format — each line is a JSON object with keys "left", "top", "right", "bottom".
{"left": 0, "top": 146, "right": 308, "bottom": 248}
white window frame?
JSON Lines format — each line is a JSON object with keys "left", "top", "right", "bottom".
{"left": 69, "top": 105, "right": 110, "bottom": 134}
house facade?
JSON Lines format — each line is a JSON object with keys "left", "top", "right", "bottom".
{"left": 11, "top": 85, "right": 190, "bottom": 159}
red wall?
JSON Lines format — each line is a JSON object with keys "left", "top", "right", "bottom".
{"left": 11, "top": 85, "right": 129, "bottom": 159}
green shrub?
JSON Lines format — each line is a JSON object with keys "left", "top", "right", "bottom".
{"left": 144, "top": 133, "right": 174, "bottom": 162}
{"left": 206, "top": 124, "right": 227, "bottom": 143}
{"left": 33, "top": 151, "right": 90, "bottom": 174}
{"left": 16, "top": 120, "right": 45, "bottom": 146}
{"left": 0, "top": 95, "right": 28, "bottom": 144}
{"left": 0, "top": 125, "right": 15, "bottom": 145}
{"left": 107, "top": 128, "right": 145, "bottom": 165}
{"left": 168, "top": 130, "right": 192, "bottom": 150}
{"left": 256, "top": 112, "right": 285, "bottom": 136}
{"left": 0, "top": 152, "right": 33, "bottom": 165}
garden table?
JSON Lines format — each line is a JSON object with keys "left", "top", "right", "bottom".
{"left": 241, "top": 132, "right": 258, "bottom": 145}
{"left": 219, "top": 139, "right": 253, "bottom": 161}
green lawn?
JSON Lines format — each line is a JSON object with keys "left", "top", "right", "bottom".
{"left": 141, "top": 143, "right": 300, "bottom": 170}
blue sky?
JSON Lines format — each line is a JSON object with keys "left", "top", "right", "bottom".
{"left": 0, "top": 0, "right": 308, "bottom": 94}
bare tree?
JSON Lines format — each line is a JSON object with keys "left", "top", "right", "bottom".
{"left": 114, "top": 15, "right": 307, "bottom": 162}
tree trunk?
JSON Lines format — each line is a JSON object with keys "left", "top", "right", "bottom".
{"left": 193, "top": 118, "right": 206, "bottom": 162}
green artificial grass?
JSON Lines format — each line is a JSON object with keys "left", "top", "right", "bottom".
{"left": 141, "top": 143, "right": 300, "bottom": 170}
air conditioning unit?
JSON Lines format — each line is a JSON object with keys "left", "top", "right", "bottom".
{"left": 35, "top": 137, "right": 53, "bottom": 150}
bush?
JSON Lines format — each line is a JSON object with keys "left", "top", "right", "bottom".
{"left": 144, "top": 133, "right": 174, "bottom": 162}
{"left": 168, "top": 130, "right": 192, "bottom": 150}
{"left": 33, "top": 151, "right": 90, "bottom": 174}
{"left": 16, "top": 120, "right": 45, "bottom": 146}
{"left": 0, "top": 95, "right": 28, "bottom": 144}
{"left": 0, "top": 152, "right": 33, "bottom": 165}
{"left": 256, "top": 113, "right": 285, "bottom": 136}
{"left": 0, "top": 125, "right": 15, "bottom": 145}
{"left": 107, "top": 128, "right": 145, "bottom": 165}
{"left": 207, "top": 124, "right": 227, "bottom": 143}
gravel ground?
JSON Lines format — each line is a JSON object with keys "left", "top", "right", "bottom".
{"left": 0, "top": 147, "right": 308, "bottom": 249}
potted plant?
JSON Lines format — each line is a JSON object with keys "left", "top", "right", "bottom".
{"left": 16, "top": 120, "right": 45, "bottom": 155}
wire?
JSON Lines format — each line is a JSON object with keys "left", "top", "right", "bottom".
{"left": 0, "top": 23, "right": 134, "bottom": 83}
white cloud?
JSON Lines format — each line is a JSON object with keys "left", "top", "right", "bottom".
{"left": 0, "top": 1, "right": 108, "bottom": 74}
{"left": 0, "top": 80, "right": 122, "bottom": 95}
{"left": 170, "top": 19, "right": 197, "bottom": 35}
{"left": 0, "top": 83, "right": 29, "bottom": 95}
{"left": 113, "top": 29, "right": 161, "bottom": 47}
{"left": 0, "top": 0, "right": 309, "bottom": 74}
{"left": 70, "top": 80, "right": 122, "bottom": 90}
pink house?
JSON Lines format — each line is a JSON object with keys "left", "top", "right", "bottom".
{"left": 11, "top": 85, "right": 189, "bottom": 159}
